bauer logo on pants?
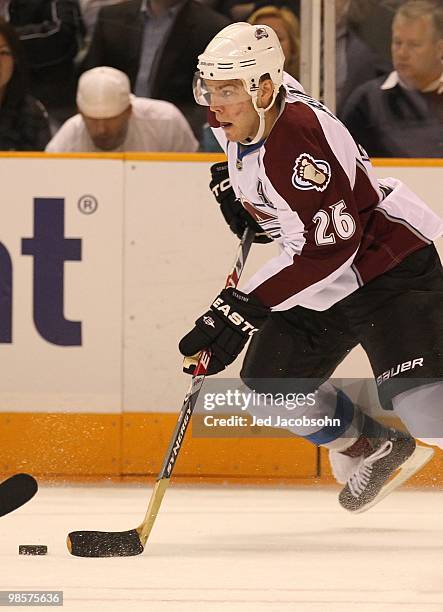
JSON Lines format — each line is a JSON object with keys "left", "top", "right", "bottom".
{"left": 376, "top": 357, "right": 424, "bottom": 386}
{"left": 292, "top": 153, "right": 331, "bottom": 192}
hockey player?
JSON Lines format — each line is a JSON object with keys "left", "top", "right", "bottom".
{"left": 179, "top": 22, "right": 443, "bottom": 512}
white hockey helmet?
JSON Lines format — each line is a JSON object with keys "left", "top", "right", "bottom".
{"left": 194, "top": 22, "right": 285, "bottom": 144}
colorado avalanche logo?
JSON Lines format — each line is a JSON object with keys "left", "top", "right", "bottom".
{"left": 254, "top": 27, "right": 269, "bottom": 40}
{"left": 292, "top": 153, "right": 331, "bottom": 192}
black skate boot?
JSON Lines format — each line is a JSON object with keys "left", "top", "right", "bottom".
{"left": 338, "top": 429, "right": 434, "bottom": 513}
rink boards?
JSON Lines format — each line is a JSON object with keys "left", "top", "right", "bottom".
{"left": 0, "top": 153, "right": 442, "bottom": 482}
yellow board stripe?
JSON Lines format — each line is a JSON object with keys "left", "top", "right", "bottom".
{"left": 373, "top": 158, "right": 443, "bottom": 167}
{"left": 0, "top": 152, "right": 442, "bottom": 166}
{"left": 0, "top": 152, "right": 122, "bottom": 160}
{"left": 0, "top": 152, "right": 225, "bottom": 161}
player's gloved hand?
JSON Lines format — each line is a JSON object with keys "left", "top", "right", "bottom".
{"left": 179, "top": 287, "right": 269, "bottom": 375}
{"left": 210, "top": 162, "right": 272, "bottom": 244}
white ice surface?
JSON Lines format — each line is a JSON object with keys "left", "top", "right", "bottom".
{"left": 1, "top": 484, "right": 443, "bottom": 611}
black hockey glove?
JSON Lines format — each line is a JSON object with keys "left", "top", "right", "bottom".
{"left": 179, "top": 288, "right": 269, "bottom": 375}
{"left": 210, "top": 162, "right": 272, "bottom": 244}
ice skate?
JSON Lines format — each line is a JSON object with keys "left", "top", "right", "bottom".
{"left": 339, "top": 430, "right": 434, "bottom": 513}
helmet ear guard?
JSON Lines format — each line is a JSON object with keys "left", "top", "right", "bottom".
{"left": 194, "top": 22, "right": 285, "bottom": 144}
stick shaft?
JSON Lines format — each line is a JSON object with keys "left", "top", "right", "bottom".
{"left": 138, "top": 479, "right": 169, "bottom": 542}
{"left": 138, "top": 229, "right": 254, "bottom": 544}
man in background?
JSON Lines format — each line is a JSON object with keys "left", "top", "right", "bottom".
{"left": 46, "top": 66, "right": 198, "bottom": 152}
{"left": 341, "top": 0, "right": 443, "bottom": 157}
{"left": 335, "top": 0, "right": 389, "bottom": 114}
{"left": 1, "top": 0, "right": 85, "bottom": 126}
{"left": 81, "top": 0, "right": 229, "bottom": 139}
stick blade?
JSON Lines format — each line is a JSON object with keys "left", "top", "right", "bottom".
{"left": 67, "top": 529, "right": 144, "bottom": 557}
{"left": 0, "top": 473, "right": 38, "bottom": 517}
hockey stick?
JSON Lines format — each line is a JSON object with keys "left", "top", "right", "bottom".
{"left": 0, "top": 473, "right": 38, "bottom": 517}
{"left": 67, "top": 228, "right": 255, "bottom": 557}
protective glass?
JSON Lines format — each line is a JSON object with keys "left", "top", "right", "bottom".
{"left": 193, "top": 73, "right": 252, "bottom": 107}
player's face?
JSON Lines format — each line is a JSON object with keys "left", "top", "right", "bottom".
{"left": 392, "top": 15, "right": 443, "bottom": 90}
{"left": 82, "top": 106, "right": 131, "bottom": 151}
{"left": 207, "top": 80, "right": 260, "bottom": 142}
{"left": 0, "top": 35, "right": 14, "bottom": 97}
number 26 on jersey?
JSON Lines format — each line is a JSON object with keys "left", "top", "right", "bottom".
{"left": 313, "top": 200, "right": 356, "bottom": 246}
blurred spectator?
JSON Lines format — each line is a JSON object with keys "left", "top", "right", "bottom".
{"left": 248, "top": 5, "right": 300, "bottom": 79}
{"left": 46, "top": 66, "right": 198, "bottom": 152}
{"left": 217, "top": 0, "right": 299, "bottom": 20}
{"left": 81, "top": 0, "right": 229, "bottom": 139}
{"left": 80, "top": 0, "right": 124, "bottom": 41}
{"left": 3, "top": 0, "right": 85, "bottom": 127}
{"left": 341, "top": 0, "right": 443, "bottom": 158}
{"left": 335, "top": 0, "right": 389, "bottom": 114}
{"left": 195, "top": 0, "right": 220, "bottom": 6}
{"left": 0, "top": 18, "right": 50, "bottom": 150}
{"left": 348, "top": 0, "right": 404, "bottom": 70}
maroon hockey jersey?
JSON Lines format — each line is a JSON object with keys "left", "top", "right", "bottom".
{"left": 210, "top": 75, "right": 443, "bottom": 311}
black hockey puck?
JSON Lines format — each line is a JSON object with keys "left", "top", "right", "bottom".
{"left": 19, "top": 545, "right": 47, "bottom": 555}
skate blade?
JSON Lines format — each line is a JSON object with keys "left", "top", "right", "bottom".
{"left": 351, "top": 444, "right": 435, "bottom": 514}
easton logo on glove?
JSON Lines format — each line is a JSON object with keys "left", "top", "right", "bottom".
{"left": 211, "top": 177, "right": 231, "bottom": 198}
{"left": 211, "top": 296, "right": 258, "bottom": 335}
{"left": 179, "top": 287, "right": 269, "bottom": 375}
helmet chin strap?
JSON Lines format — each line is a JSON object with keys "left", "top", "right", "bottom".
{"left": 239, "top": 90, "right": 277, "bottom": 146}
